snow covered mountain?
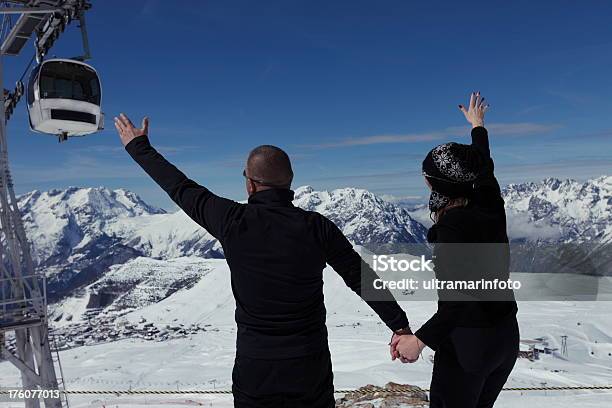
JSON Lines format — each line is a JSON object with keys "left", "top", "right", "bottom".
{"left": 502, "top": 176, "right": 612, "bottom": 276}
{"left": 294, "top": 186, "right": 428, "bottom": 245}
{"left": 15, "top": 177, "right": 610, "bottom": 301}
{"left": 502, "top": 176, "right": 611, "bottom": 242}
{"left": 17, "top": 185, "right": 427, "bottom": 300}
{"left": 400, "top": 176, "right": 612, "bottom": 275}
{"left": 18, "top": 186, "right": 165, "bottom": 265}
{"left": 401, "top": 176, "right": 611, "bottom": 243}
{"left": 17, "top": 186, "right": 222, "bottom": 299}
{"left": 87, "top": 257, "right": 211, "bottom": 311}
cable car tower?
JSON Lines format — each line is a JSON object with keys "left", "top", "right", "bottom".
{"left": 0, "top": 1, "right": 97, "bottom": 407}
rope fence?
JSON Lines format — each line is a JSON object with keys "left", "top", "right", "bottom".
{"left": 2, "top": 385, "right": 612, "bottom": 395}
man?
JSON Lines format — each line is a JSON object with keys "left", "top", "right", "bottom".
{"left": 115, "top": 114, "right": 412, "bottom": 408}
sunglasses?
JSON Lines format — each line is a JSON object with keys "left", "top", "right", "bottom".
{"left": 243, "top": 169, "right": 282, "bottom": 187}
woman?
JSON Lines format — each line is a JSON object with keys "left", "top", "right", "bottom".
{"left": 393, "top": 92, "right": 519, "bottom": 408}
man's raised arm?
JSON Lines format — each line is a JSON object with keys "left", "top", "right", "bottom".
{"left": 115, "top": 114, "right": 239, "bottom": 240}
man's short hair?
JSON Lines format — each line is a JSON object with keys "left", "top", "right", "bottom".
{"left": 246, "top": 145, "right": 293, "bottom": 188}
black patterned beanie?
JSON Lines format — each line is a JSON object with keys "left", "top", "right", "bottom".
{"left": 422, "top": 142, "right": 480, "bottom": 212}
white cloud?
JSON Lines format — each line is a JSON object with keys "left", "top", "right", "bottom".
{"left": 506, "top": 211, "right": 563, "bottom": 241}
{"left": 300, "top": 122, "right": 560, "bottom": 149}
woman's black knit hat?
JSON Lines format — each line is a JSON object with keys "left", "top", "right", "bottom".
{"left": 422, "top": 142, "right": 481, "bottom": 211}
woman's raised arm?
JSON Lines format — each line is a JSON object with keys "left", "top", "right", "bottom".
{"left": 459, "top": 92, "right": 503, "bottom": 205}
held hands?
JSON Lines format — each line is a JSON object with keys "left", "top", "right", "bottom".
{"left": 390, "top": 333, "right": 411, "bottom": 363}
{"left": 114, "top": 113, "right": 149, "bottom": 147}
{"left": 458, "top": 91, "right": 489, "bottom": 128}
{"left": 390, "top": 334, "right": 426, "bottom": 364}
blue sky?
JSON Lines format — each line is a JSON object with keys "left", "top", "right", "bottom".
{"left": 3, "top": 0, "right": 611, "bottom": 210}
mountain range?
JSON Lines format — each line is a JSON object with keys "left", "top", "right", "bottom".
{"left": 15, "top": 175, "right": 611, "bottom": 302}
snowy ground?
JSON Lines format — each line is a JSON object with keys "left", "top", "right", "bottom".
{"left": 2, "top": 258, "right": 612, "bottom": 407}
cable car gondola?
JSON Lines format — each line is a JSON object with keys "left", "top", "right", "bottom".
{"left": 27, "top": 58, "right": 103, "bottom": 142}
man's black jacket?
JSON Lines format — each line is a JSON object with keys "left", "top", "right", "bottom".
{"left": 126, "top": 136, "right": 409, "bottom": 359}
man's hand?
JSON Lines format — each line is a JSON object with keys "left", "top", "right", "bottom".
{"left": 459, "top": 91, "right": 489, "bottom": 128}
{"left": 390, "top": 333, "right": 403, "bottom": 361}
{"left": 392, "top": 334, "right": 425, "bottom": 363}
{"left": 390, "top": 333, "right": 415, "bottom": 363}
{"left": 114, "top": 113, "right": 149, "bottom": 147}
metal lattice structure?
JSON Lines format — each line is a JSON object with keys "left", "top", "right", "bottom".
{"left": 0, "top": 1, "right": 93, "bottom": 407}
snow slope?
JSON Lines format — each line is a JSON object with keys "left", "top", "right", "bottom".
{"left": 2, "top": 258, "right": 612, "bottom": 407}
